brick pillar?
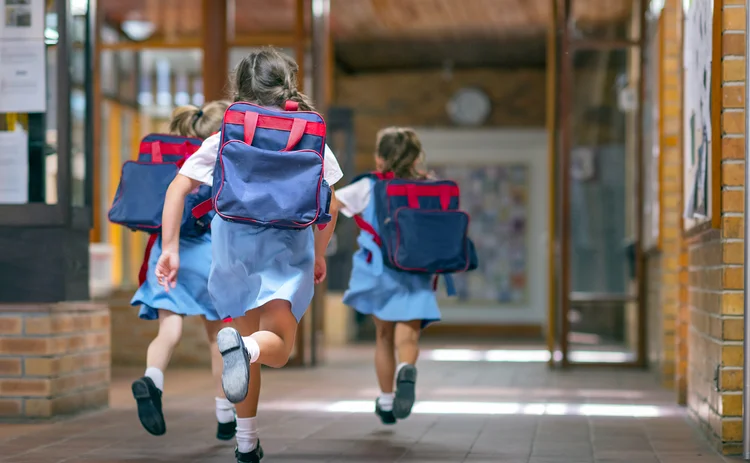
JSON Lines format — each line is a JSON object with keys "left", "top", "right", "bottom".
{"left": 645, "top": 0, "right": 686, "bottom": 393}
{"left": 659, "top": 0, "right": 689, "bottom": 405}
{"left": 687, "top": 0, "right": 745, "bottom": 454}
{"left": 0, "top": 303, "right": 110, "bottom": 419}
{"left": 662, "top": 0, "right": 686, "bottom": 391}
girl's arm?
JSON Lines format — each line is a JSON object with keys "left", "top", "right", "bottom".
{"left": 156, "top": 174, "right": 201, "bottom": 289}
{"left": 161, "top": 174, "right": 200, "bottom": 253}
{"left": 314, "top": 189, "right": 339, "bottom": 257}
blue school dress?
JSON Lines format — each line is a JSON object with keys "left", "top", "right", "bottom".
{"left": 131, "top": 234, "right": 221, "bottom": 321}
{"left": 207, "top": 215, "right": 315, "bottom": 322}
{"left": 342, "top": 180, "right": 441, "bottom": 327}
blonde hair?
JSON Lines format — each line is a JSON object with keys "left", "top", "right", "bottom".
{"left": 375, "top": 127, "right": 427, "bottom": 180}
{"left": 169, "top": 100, "right": 230, "bottom": 140}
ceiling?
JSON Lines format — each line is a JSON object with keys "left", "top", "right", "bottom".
{"left": 101, "top": 0, "right": 635, "bottom": 72}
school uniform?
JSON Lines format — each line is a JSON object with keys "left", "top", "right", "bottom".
{"left": 336, "top": 177, "right": 441, "bottom": 327}
{"left": 131, "top": 233, "right": 220, "bottom": 321}
{"left": 178, "top": 132, "right": 344, "bottom": 321}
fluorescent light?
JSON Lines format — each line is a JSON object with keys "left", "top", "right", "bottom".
{"left": 71, "top": 0, "right": 88, "bottom": 16}
{"left": 121, "top": 20, "right": 155, "bottom": 42}
{"left": 44, "top": 27, "right": 58, "bottom": 45}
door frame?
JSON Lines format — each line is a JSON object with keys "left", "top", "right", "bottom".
{"left": 548, "top": 0, "right": 648, "bottom": 368}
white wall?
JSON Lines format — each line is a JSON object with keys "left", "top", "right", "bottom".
{"left": 415, "top": 128, "right": 549, "bottom": 326}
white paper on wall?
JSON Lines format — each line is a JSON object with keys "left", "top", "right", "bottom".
{"left": 0, "top": 125, "right": 29, "bottom": 204}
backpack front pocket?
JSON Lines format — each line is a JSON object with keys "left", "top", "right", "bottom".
{"left": 108, "top": 161, "right": 179, "bottom": 231}
{"left": 214, "top": 140, "right": 324, "bottom": 227}
{"left": 389, "top": 208, "right": 471, "bottom": 274}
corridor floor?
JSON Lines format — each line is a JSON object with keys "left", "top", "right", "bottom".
{"left": 0, "top": 345, "right": 736, "bottom": 463}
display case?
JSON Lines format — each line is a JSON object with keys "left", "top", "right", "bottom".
{"left": 0, "top": 0, "right": 95, "bottom": 302}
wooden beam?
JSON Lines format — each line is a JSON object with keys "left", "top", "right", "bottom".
{"left": 91, "top": 0, "right": 103, "bottom": 242}
{"left": 309, "top": 0, "right": 331, "bottom": 366}
{"left": 288, "top": 0, "right": 307, "bottom": 369}
{"left": 202, "top": 0, "right": 228, "bottom": 102}
{"left": 326, "top": 35, "right": 335, "bottom": 106}
{"left": 545, "top": 0, "right": 558, "bottom": 367}
{"left": 295, "top": 0, "right": 306, "bottom": 91}
{"left": 311, "top": 0, "right": 331, "bottom": 112}
{"left": 709, "top": 0, "right": 722, "bottom": 230}
{"left": 106, "top": 102, "right": 123, "bottom": 287}
{"left": 100, "top": 34, "right": 305, "bottom": 51}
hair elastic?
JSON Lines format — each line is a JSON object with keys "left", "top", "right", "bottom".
{"left": 191, "top": 109, "right": 203, "bottom": 132}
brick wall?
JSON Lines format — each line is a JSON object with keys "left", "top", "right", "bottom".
{"left": 687, "top": 0, "right": 744, "bottom": 454}
{"left": 0, "top": 303, "right": 110, "bottom": 419}
{"left": 109, "top": 290, "right": 213, "bottom": 367}
{"left": 334, "top": 67, "right": 547, "bottom": 171}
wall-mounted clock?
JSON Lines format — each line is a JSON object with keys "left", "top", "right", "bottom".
{"left": 446, "top": 87, "right": 492, "bottom": 127}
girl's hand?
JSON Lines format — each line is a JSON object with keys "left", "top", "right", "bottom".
{"left": 155, "top": 251, "right": 180, "bottom": 291}
{"left": 313, "top": 255, "right": 327, "bottom": 284}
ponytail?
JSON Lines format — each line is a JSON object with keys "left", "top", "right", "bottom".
{"left": 376, "top": 127, "right": 428, "bottom": 180}
{"left": 169, "top": 100, "right": 230, "bottom": 140}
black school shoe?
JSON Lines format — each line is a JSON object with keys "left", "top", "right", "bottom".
{"left": 375, "top": 398, "right": 397, "bottom": 425}
{"left": 392, "top": 364, "right": 417, "bottom": 419}
{"left": 235, "top": 443, "right": 264, "bottom": 463}
{"left": 131, "top": 376, "right": 166, "bottom": 436}
{"left": 217, "top": 327, "right": 250, "bottom": 403}
{"left": 216, "top": 419, "right": 237, "bottom": 440}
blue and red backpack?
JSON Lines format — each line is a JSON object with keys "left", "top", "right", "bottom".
{"left": 107, "top": 133, "right": 214, "bottom": 284}
{"left": 212, "top": 100, "right": 332, "bottom": 229}
{"left": 351, "top": 171, "right": 478, "bottom": 295}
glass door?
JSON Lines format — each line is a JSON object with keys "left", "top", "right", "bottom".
{"left": 553, "top": 0, "right": 646, "bottom": 367}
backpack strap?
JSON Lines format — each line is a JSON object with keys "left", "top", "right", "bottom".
{"left": 138, "top": 233, "right": 159, "bottom": 286}
{"left": 192, "top": 198, "right": 214, "bottom": 220}
{"left": 350, "top": 171, "right": 394, "bottom": 262}
{"left": 432, "top": 274, "right": 457, "bottom": 297}
{"left": 349, "top": 171, "right": 395, "bottom": 185}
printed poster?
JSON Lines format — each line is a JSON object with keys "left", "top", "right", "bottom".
{"left": 683, "top": 0, "right": 713, "bottom": 228}
{"left": 0, "top": 125, "right": 29, "bottom": 204}
{"left": 0, "top": 39, "right": 46, "bottom": 112}
{"left": 0, "top": 0, "right": 45, "bottom": 40}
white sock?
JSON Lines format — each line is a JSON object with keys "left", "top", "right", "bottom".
{"left": 378, "top": 392, "right": 395, "bottom": 411}
{"left": 396, "top": 362, "right": 411, "bottom": 376}
{"left": 215, "top": 397, "right": 235, "bottom": 423}
{"left": 144, "top": 367, "right": 164, "bottom": 391}
{"left": 241, "top": 336, "right": 261, "bottom": 363}
{"left": 236, "top": 417, "right": 259, "bottom": 453}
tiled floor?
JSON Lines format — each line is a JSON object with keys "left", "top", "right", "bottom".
{"left": 0, "top": 344, "right": 737, "bottom": 462}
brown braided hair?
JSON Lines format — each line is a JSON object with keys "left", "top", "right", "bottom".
{"left": 231, "top": 47, "right": 314, "bottom": 111}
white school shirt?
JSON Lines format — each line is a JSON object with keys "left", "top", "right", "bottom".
{"left": 179, "top": 133, "right": 345, "bottom": 187}
{"left": 335, "top": 178, "right": 372, "bottom": 218}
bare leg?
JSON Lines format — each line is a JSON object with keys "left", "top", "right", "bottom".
{"left": 372, "top": 317, "right": 396, "bottom": 393}
{"left": 217, "top": 300, "right": 298, "bottom": 457}
{"left": 145, "top": 309, "right": 184, "bottom": 373}
{"left": 392, "top": 320, "right": 422, "bottom": 420}
{"left": 203, "top": 318, "right": 228, "bottom": 399}
{"left": 395, "top": 320, "right": 422, "bottom": 365}
{"left": 204, "top": 318, "right": 238, "bottom": 440}
{"left": 133, "top": 309, "right": 183, "bottom": 436}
